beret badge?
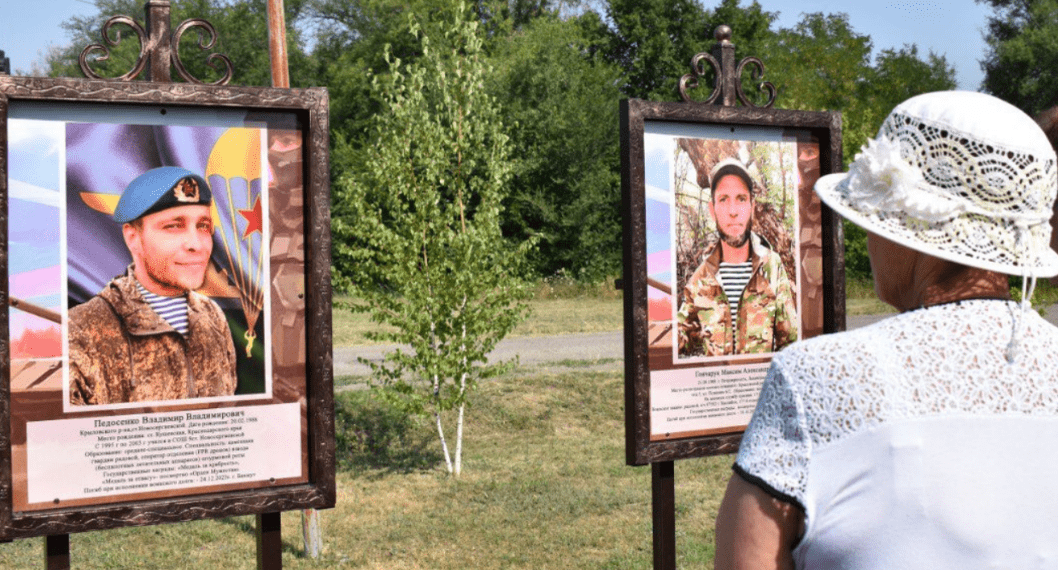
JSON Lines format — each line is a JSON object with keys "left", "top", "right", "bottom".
{"left": 174, "top": 178, "right": 201, "bottom": 203}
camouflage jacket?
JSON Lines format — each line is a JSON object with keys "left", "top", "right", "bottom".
{"left": 677, "top": 233, "right": 798, "bottom": 356}
{"left": 68, "top": 268, "right": 238, "bottom": 405}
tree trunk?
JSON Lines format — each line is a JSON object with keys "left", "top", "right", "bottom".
{"left": 436, "top": 409, "right": 453, "bottom": 474}
{"left": 455, "top": 400, "right": 464, "bottom": 476}
{"left": 453, "top": 297, "right": 468, "bottom": 477}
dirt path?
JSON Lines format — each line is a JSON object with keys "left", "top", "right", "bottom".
{"left": 333, "top": 306, "right": 1058, "bottom": 378}
{"left": 334, "top": 331, "right": 624, "bottom": 377}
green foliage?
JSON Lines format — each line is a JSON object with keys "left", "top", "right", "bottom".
{"left": 842, "top": 219, "right": 872, "bottom": 281}
{"left": 43, "top": 0, "right": 315, "bottom": 86}
{"left": 601, "top": 0, "right": 710, "bottom": 100}
{"left": 321, "top": 0, "right": 625, "bottom": 281}
{"left": 311, "top": 0, "right": 442, "bottom": 140}
{"left": 332, "top": 3, "right": 534, "bottom": 463}
{"left": 489, "top": 14, "right": 623, "bottom": 279}
{"left": 980, "top": 0, "right": 1058, "bottom": 115}
{"left": 871, "top": 45, "right": 959, "bottom": 113}
{"left": 766, "top": 13, "right": 865, "bottom": 166}
{"left": 765, "top": 13, "right": 872, "bottom": 111}
{"left": 311, "top": 0, "right": 520, "bottom": 139}
{"left": 601, "top": 0, "right": 775, "bottom": 101}
{"left": 706, "top": 0, "right": 779, "bottom": 105}
{"left": 1010, "top": 276, "right": 1058, "bottom": 315}
{"left": 763, "top": 13, "right": 955, "bottom": 166}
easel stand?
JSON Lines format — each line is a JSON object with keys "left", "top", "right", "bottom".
{"left": 256, "top": 512, "right": 283, "bottom": 569}
{"left": 652, "top": 461, "right": 676, "bottom": 570}
{"left": 44, "top": 534, "right": 68, "bottom": 570}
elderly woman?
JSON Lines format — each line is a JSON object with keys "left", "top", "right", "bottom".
{"left": 714, "top": 91, "right": 1058, "bottom": 568}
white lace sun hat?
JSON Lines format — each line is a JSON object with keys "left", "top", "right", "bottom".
{"left": 815, "top": 90, "right": 1058, "bottom": 277}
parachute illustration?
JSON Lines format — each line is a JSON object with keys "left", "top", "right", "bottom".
{"left": 205, "top": 128, "right": 267, "bottom": 358}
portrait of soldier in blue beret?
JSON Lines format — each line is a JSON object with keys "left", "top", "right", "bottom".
{"left": 68, "top": 166, "right": 238, "bottom": 405}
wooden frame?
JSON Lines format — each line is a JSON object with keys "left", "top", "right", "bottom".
{"left": 0, "top": 75, "right": 334, "bottom": 539}
{"left": 621, "top": 98, "right": 843, "bottom": 465}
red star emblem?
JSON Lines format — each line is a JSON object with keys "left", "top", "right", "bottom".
{"left": 238, "top": 196, "right": 263, "bottom": 238}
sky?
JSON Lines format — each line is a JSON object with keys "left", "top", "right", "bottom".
{"left": 765, "top": 0, "right": 993, "bottom": 91}
{"left": 1, "top": 1, "right": 993, "bottom": 88}
{"left": 1, "top": 0, "right": 97, "bottom": 76}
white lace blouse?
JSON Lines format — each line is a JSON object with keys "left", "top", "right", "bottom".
{"left": 736, "top": 299, "right": 1058, "bottom": 568}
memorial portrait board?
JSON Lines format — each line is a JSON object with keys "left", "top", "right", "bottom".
{"left": 0, "top": 76, "right": 334, "bottom": 539}
{"left": 622, "top": 99, "right": 843, "bottom": 464}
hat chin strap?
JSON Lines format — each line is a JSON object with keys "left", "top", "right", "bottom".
{"left": 1007, "top": 224, "right": 1037, "bottom": 363}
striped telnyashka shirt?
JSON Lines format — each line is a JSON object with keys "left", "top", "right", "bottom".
{"left": 137, "top": 283, "right": 190, "bottom": 336}
{"left": 717, "top": 260, "right": 753, "bottom": 321}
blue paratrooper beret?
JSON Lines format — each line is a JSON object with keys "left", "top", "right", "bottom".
{"left": 113, "top": 166, "right": 213, "bottom": 224}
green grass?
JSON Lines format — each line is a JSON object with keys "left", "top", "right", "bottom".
{"left": 845, "top": 275, "right": 1058, "bottom": 316}
{"left": 845, "top": 276, "right": 895, "bottom": 316}
{"left": 333, "top": 277, "right": 627, "bottom": 346}
{"left": 0, "top": 371, "right": 731, "bottom": 569}
{"left": 334, "top": 295, "right": 625, "bottom": 346}
{"left": 1012, "top": 276, "right": 1058, "bottom": 310}
{"left": 335, "top": 276, "right": 903, "bottom": 347}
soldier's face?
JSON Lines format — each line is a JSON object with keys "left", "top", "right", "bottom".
{"left": 124, "top": 205, "right": 214, "bottom": 296}
{"left": 710, "top": 175, "right": 753, "bottom": 247}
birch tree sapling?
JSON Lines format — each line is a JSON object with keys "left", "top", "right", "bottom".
{"left": 334, "top": 3, "right": 533, "bottom": 477}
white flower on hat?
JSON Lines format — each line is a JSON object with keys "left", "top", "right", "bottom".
{"left": 844, "top": 136, "right": 967, "bottom": 224}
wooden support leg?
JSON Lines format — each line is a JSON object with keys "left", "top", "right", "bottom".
{"left": 652, "top": 461, "right": 676, "bottom": 570}
{"left": 44, "top": 534, "right": 70, "bottom": 570}
{"left": 256, "top": 512, "right": 282, "bottom": 570}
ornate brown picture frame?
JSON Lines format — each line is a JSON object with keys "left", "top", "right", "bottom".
{"left": 0, "top": 75, "right": 334, "bottom": 539}
{"left": 622, "top": 99, "right": 843, "bottom": 465}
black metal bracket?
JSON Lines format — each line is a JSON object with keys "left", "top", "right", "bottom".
{"left": 679, "top": 25, "right": 775, "bottom": 108}
{"left": 78, "top": 0, "right": 232, "bottom": 84}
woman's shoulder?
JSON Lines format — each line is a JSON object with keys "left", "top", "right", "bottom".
{"left": 767, "top": 300, "right": 1032, "bottom": 397}
{"left": 779, "top": 299, "right": 1056, "bottom": 362}
{"left": 771, "top": 299, "right": 1058, "bottom": 424}
{"left": 772, "top": 315, "right": 895, "bottom": 370}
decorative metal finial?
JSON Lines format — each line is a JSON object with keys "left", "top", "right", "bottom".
{"left": 79, "top": 0, "right": 233, "bottom": 85}
{"left": 715, "top": 24, "right": 733, "bottom": 43}
{"left": 679, "top": 25, "right": 776, "bottom": 108}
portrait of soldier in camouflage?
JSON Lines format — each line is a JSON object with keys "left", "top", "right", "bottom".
{"left": 677, "top": 157, "right": 799, "bottom": 357}
{"left": 68, "top": 167, "right": 238, "bottom": 405}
